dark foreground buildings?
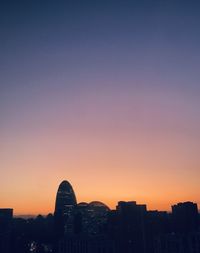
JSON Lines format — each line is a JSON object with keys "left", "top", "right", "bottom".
{"left": 54, "top": 181, "right": 200, "bottom": 253}
{"left": 155, "top": 202, "right": 200, "bottom": 253}
{"left": 0, "top": 208, "right": 13, "bottom": 253}
{"left": 1, "top": 180, "right": 200, "bottom": 253}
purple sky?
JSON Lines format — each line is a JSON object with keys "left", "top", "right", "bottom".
{"left": 1, "top": 0, "right": 200, "bottom": 214}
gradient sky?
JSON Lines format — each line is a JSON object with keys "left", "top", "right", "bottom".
{"left": 1, "top": 0, "right": 200, "bottom": 215}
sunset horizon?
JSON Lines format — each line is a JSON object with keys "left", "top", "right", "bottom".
{"left": 1, "top": 1, "right": 200, "bottom": 252}
{"left": 2, "top": 178, "right": 200, "bottom": 216}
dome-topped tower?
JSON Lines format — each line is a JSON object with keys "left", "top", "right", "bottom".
{"left": 54, "top": 180, "right": 77, "bottom": 216}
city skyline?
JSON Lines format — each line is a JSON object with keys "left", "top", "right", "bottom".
{"left": 1, "top": 180, "right": 199, "bottom": 253}
{"left": 1, "top": 0, "right": 200, "bottom": 215}
{"left": 2, "top": 179, "right": 200, "bottom": 216}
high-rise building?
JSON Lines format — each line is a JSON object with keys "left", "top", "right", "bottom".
{"left": 116, "top": 201, "right": 147, "bottom": 253}
{"left": 54, "top": 180, "right": 77, "bottom": 237}
{"left": 74, "top": 201, "right": 110, "bottom": 236}
{"left": 0, "top": 208, "right": 13, "bottom": 253}
{"left": 172, "top": 201, "right": 199, "bottom": 233}
{"left": 55, "top": 180, "right": 77, "bottom": 216}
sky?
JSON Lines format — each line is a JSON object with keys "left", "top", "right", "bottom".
{"left": 1, "top": 0, "right": 200, "bottom": 215}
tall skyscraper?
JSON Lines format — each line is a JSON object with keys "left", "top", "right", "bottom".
{"left": 54, "top": 180, "right": 77, "bottom": 216}
{"left": 54, "top": 180, "right": 77, "bottom": 237}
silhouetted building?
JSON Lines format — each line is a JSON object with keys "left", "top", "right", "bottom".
{"left": 86, "top": 201, "right": 109, "bottom": 236}
{"left": 154, "top": 202, "right": 200, "bottom": 253}
{"left": 7, "top": 180, "right": 200, "bottom": 253}
{"left": 58, "top": 199, "right": 113, "bottom": 253}
{"left": 113, "top": 201, "right": 147, "bottom": 253}
{"left": 146, "top": 211, "right": 170, "bottom": 253}
{"left": 74, "top": 202, "right": 89, "bottom": 235}
{"left": 0, "top": 208, "right": 13, "bottom": 253}
{"left": 54, "top": 180, "right": 77, "bottom": 238}
{"left": 172, "top": 202, "right": 198, "bottom": 233}
{"left": 55, "top": 180, "right": 77, "bottom": 216}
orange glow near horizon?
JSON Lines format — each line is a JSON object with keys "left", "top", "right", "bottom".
{"left": 1, "top": 89, "right": 200, "bottom": 215}
{"left": 1, "top": 130, "right": 200, "bottom": 215}
{"left": 1, "top": 117, "right": 200, "bottom": 215}
{"left": 1, "top": 73, "right": 200, "bottom": 216}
